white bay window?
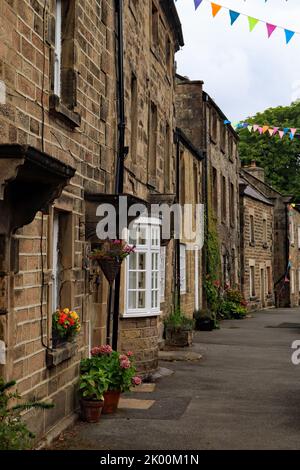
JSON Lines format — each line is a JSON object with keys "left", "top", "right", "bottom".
{"left": 125, "top": 217, "right": 161, "bottom": 317}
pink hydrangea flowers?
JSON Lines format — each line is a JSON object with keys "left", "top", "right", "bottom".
{"left": 132, "top": 376, "right": 142, "bottom": 386}
{"left": 91, "top": 344, "right": 113, "bottom": 356}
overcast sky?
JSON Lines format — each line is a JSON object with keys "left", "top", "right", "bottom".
{"left": 175, "top": 0, "right": 300, "bottom": 122}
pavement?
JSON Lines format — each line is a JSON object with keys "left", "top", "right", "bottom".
{"left": 49, "top": 308, "right": 300, "bottom": 450}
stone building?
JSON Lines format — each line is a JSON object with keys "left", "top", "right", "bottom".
{"left": 240, "top": 163, "right": 300, "bottom": 308}
{"left": 176, "top": 128, "right": 203, "bottom": 319}
{"left": 239, "top": 171, "right": 275, "bottom": 311}
{"left": 0, "top": 0, "right": 184, "bottom": 442}
{"left": 176, "top": 77, "right": 240, "bottom": 293}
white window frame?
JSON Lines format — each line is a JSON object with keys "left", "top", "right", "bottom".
{"left": 160, "top": 246, "right": 166, "bottom": 302}
{"left": 263, "top": 217, "right": 267, "bottom": 244}
{"left": 54, "top": 0, "right": 62, "bottom": 97}
{"left": 180, "top": 243, "right": 186, "bottom": 294}
{"left": 290, "top": 216, "right": 295, "bottom": 245}
{"left": 52, "top": 211, "right": 60, "bottom": 311}
{"left": 291, "top": 269, "right": 295, "bottom": 294}
{"left": 124, "top": 217, "right": 161, "bottom": 318}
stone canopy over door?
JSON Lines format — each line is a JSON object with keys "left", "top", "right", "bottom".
{"left": 0, "top": 144, "right": 75, "bottom": 376}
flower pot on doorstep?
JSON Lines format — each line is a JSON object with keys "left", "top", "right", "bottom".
{"left": 97, "top": 258, "right": 123, "bottom": 284}
{"left": 80, "top": 399, "right": 104, "bottom": 423}
{"left": 102, "top": 390, "right": 121, "bottom": 414}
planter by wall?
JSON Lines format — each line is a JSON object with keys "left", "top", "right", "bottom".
{"left": 103, "top": 390, "right": 121, "bottom": 414}
{"left": 165, "top": 327, "right": 193, "bottom": 347}
{"left": 80, "top": 399, "right": 104, "bottom": 423}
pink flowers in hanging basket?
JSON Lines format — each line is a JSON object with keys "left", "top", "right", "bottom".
{"left": 89, "top": 240, "right": 136, "bottom": 262}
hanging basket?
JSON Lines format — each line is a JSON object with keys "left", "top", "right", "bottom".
{"left": 96, "top": 257, "right": 123, "bottom": 284}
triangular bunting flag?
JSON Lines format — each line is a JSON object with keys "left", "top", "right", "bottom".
{"left": 268, "top": 128, "right": 274, "bottom": 136}
{"left": 266, "top": 23, "right": 277, "bottom": 38}
{"left": 285, "top": 29, "right": 295, "bottom": 44}
{"left": 248, "top": 17, "right": 259, "bottom": 32}
{"left": 291, "top": 128, "right": 297, "bottom": 136}
{"left": 262, "top": 125, "right": 269, "bottom": 134}
{"left": 273, "top": 127, "right": 279, "bottom": 135}
{"left": 253, "top": 125, "right": 259, "bottom": 132}
{"left": 278, "top": 130, "right": 284, "bottom": 139}
{"left": 229, "top": 10, "right": 240, "bottom": 26}
{"left": 247, "top": 126, "right": 253, "bottom": 133}
{"left": 258, "top": 127, "right": 263, "bottom": 135}
{"left": 194, "top": 0, "right": 203, "bottom": 10}
{"left": 211, "top": 3, "right": 222, "bottom": 17}
{"left": 283, "top": 127, "right": 289, "bottom": 135}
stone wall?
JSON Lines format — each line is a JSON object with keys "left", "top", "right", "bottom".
{"left": 117, "top": 0, "right": 183, "bottom": 367}
{"left": 0, "top": 0, "right": 116, "bottom": 440}
{"left": 240, "top": 194, "right": 274, "bottom": 310}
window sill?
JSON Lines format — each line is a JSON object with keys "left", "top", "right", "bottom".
{"left": 49, "top": 94, "right": 81, "bottom": 128}
{"left": 122, "top": 311, "right": 161, "bottom": 319}
{"left": 46, "top": 342, "right": 78, "bottom": 368}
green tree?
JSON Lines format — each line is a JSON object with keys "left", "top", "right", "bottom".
{"left": 238, "top": 101, "right": 300, "bottom": 201}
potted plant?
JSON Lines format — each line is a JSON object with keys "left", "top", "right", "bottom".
{"left": 89, "top": 240, "right": 135, "bottom": 284}
{"left": 164, "top": 307, "right": 195, "bottom": 347}
{"left": 219, "top": 288, "right": 247, "bottom": 320}
{"left": 79, "top": 368, "right": 108, "bottom": 423}
{"left": 194, "top": 309, "right": 219, "bottom": 331}
{"left": 52, "top": 308, "right": 81, "bottom": 348}
{"left": 80, "top": 345, "right": 142, "bottom": 414}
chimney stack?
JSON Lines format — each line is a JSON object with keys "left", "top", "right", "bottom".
{"left": 243, "top": 160, "right": 265, "bottom": 182}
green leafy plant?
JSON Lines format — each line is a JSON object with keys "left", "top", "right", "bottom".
{"left": 80, "top": 346, "right": 141, "bottom": 394}
{"left": 164, "top": 306, "right": 194, "bottom": 331}
{"left": 0, "top": 377, "right": 53, "bottom": 450}
{"left": 79, "top": 368, "right": 108, "bottom": 401}
{"left": 219, "top": 289, "right": 247, "bottom": 320}
{"left": 239, "top": 101, "right": 300, "bottom": 202}
{"left": 194, "top": 309, "right": 220, "bottom": 330}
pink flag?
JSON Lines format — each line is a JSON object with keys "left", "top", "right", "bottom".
{"left": 266, "top": 23, "right": 277, "bottom": 38}
{"left": 253, "top": 125, "right": 259, "bottom": 132}
{"left": 258, "top": 127, "right": 263, "bottom": 134}
{"left": 273, "top": 127, "right": 279, "bottom": 135}
{"left": 290, "top": 128, "right": 297, "bottom": 137}
{"left": 278, "top": 130, "right": 284, "bottom": 139}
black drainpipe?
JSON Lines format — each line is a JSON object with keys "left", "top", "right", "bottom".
{"left": 112, "top": 0, "right": 126, "bottom": 350}
{"left": 175, "top": 131, "right": 181, "bottom": 309}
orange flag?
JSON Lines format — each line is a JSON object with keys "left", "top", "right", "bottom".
{"left": 262, "top": 126, "right": 269, "bottom": 134}
{"left": 211, "top": 3, "right": 222, "bottom": 17}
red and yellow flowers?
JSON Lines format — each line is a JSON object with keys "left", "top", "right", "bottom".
{"left": 52, "top": 308, "right": 81, "bottom": 340}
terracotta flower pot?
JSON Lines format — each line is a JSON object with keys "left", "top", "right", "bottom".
{"left": 80, "top": 399, "right": 104, "bottom": 423}
{"left": 102, "top": 390, "right": 121, "bottom": 414}
{"left": 97, "top": 258, "right": 123, "bottom": 284}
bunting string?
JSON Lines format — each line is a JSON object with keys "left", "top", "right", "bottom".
{"left": 224, "top": 120, "right": 300, "bottom": 140}
{"left": 176, "top": 0, "right": 300, "bottom": 45}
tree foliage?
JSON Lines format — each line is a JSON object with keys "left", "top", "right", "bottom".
{"left": 238, "top": 101, "right": 300, "bottom": 201}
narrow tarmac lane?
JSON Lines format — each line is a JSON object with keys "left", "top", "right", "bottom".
{"left": 50, "top": 308, "right": 300, "bottom": 450}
